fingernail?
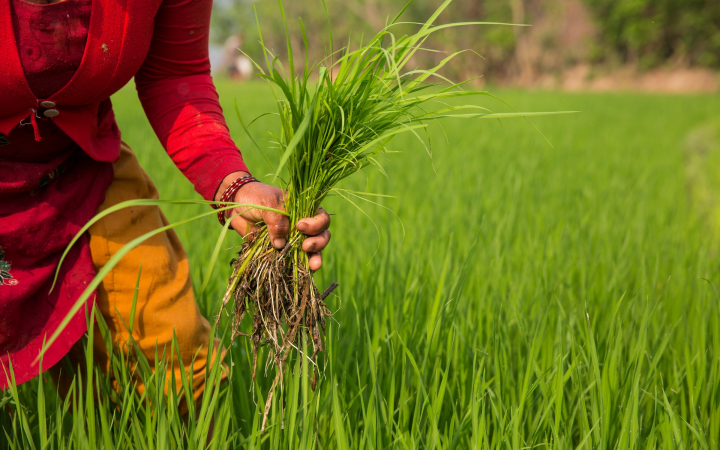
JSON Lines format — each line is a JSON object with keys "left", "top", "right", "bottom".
{"left": 296, "top": 222, "right": 307, "bottom": 232}
{"left": 273, "top": 238, "right": 286, "bottom": 249}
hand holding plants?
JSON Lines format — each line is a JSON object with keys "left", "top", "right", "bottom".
{"left": 216, "top": 171, "right": 331, "bottom": 271}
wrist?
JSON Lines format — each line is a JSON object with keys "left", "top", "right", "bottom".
{"left": 213, "top": 172, "right": 259, "bottom": 227}
{"left": 215, "top": 171, "right": 251, "bottom": 202}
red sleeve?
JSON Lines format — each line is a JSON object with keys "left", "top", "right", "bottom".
{"left": 134, "top": 0, "right": 248, "bottom": 201}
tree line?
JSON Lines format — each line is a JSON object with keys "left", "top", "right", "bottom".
{"left": 211, "top": 0, "right": 720, "bottom": 81}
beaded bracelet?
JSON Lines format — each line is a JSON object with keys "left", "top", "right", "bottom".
{"left": 213, "top": 175, "right": 258, "bottom": 226}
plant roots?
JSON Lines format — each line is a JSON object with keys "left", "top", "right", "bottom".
{"left": 218, "top": 230, "right": 333, "bottom": 432}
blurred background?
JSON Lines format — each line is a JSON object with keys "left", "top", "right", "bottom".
{"left": 209, "top": 0, "right": 720, "bottom": 93}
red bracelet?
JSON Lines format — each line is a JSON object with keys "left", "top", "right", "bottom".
{"left": 213, "top": 175, "right": 258, "bottom": 226}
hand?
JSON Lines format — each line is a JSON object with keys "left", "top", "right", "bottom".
{"left": 215, "top": 172, "right": 331, "bottom": 271}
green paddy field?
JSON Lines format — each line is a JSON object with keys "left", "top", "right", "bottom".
{"left": 3, "top": 81, "right": 720, "bottom": 449}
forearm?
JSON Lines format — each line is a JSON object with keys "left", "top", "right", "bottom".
{"left": 135, "top": 0, "right": 249, "bottom": 201}
{"left": 136, "top": 74, "right": 249, "bottom": 200}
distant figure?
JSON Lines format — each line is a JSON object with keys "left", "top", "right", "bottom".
{"left": 220, "top": 33, "right": 253, "bottom": 81}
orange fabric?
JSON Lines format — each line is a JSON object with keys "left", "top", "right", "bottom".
{"left": 51, "top": 141, "right": 225, "bottom": 407}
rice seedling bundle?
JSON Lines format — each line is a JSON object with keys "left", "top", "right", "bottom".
{"left": 219, "top": 0, "right": 572, "bottom": 430}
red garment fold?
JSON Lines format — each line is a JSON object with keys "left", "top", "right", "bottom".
{"left": 0, "top": 150, "right": 113, "bottom": 388}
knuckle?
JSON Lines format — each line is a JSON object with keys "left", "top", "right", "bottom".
{"left": 272, "top": 218, "right": 290, "bottom": 234}
{"left": 319, "top": 208, "right": 331, "bottom": 225}
{"left": 266, "top": 197, "right": 283, "bottom": 210}
{"left": 305, "top": 239, "right": 318, "bottom": 252}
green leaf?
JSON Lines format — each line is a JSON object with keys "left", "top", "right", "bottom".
{"left": 272, "top": 67, "right": 327, "bottom": 182}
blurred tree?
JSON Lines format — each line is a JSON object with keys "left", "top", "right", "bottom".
{"left": 583, "top": 0, "right": 720, "bottom": 69}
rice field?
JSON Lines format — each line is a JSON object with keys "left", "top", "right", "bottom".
{"left": 3, "top": 81, "right": 720, "bottom": 448}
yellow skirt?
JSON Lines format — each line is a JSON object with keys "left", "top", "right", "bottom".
{"left": 50, "top": 141, "right": 224, "bottom": 408}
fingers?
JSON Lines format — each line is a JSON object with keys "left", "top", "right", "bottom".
{"left": 263, "top": 209, "right": 290, "bottom": 249}
{"left": 299, "top": 209, "right": 330, "bottom": 271}
{"left": 229, "top": 215, "right": 261, "bottom": 237}
{"left": 301, "top": 229, "right": 331, "bottom": 253}
{"left": 232, "top": 182, "right": 289, "bottom": 248}
{"left": 230, "top": 183, "right": 332, "bottom": 255}
{"left": 296, "top": 208, "right": 330, "bottom": 236}
{"left": 308, "top": 252, "right": 322, "bottom": 271}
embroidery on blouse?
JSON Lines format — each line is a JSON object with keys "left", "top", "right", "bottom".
{"left": 0, "top": 247, "right": 18, "bottom": 286}
{"left": 0, "top": 134, "right": 9, "bottom": 146}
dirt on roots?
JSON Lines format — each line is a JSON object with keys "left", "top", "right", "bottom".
{"left": 218, "top": 231, "right": 335, "bottom": 431}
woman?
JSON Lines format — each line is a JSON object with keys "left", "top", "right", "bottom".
{"left": 0, "top": 0, "right": 332, "bottom": 402}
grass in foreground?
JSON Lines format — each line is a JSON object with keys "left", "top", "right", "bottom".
{"left": 221, "top": 0, "right": 572, "bottom": 432}
{"left": 2, "top": 82, "right": 720, "bottom": 448}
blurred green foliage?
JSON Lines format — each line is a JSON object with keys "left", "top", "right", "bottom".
{"left": 583, "top": 0, "right": 720, "bottom": 69}
{"left": 212, "top": 0, "right": 720, "bottom": 78}
{"left": 212, "top": 0, "right": 520, "bottom": 80}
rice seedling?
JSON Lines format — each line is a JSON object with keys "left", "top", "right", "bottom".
{"left": 222, "top": 0, "right": 575, "bottom": 430}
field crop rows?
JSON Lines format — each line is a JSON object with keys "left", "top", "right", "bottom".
{"left": 2, "top": 82, "right": 720, "bottom": 448}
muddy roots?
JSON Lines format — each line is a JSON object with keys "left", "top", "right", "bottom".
{"left": 218, "top": 231, "right": 334, "bottom": 431}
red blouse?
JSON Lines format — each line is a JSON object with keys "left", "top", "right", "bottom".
{"left": 0, "top": 0, "right": 249, "bottom": 201}
{"left": 13, "top": 0, "right": 91, "bottom": 98}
